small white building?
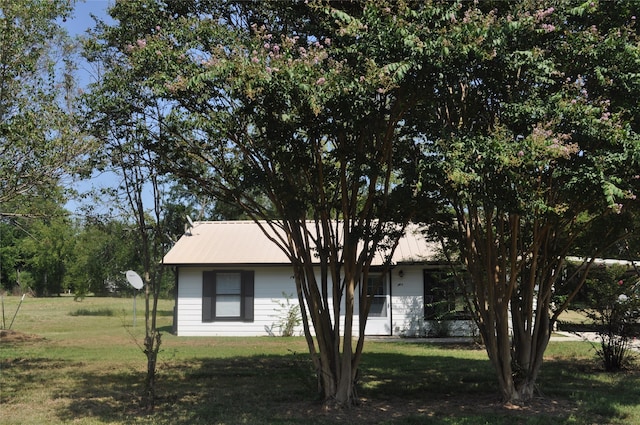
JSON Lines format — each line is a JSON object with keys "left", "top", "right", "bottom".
{"left": 163, "top": 221, "right": 475, "bottom": 337}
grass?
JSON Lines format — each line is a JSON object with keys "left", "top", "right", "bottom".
{"left": 1, "top": 296, "right": 639, "bottom": 424}
{"left": 69, "top": 307, "right": 115, "bottom": 317}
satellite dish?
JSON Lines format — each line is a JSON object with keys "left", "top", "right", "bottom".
{"left": 125, "top": 270, "right": 144, "bottom": 290}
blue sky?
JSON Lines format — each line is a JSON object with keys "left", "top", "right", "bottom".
{"left": 66, "top": 0, "right": 112, "bottom": 37}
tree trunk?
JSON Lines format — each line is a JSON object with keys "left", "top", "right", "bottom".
{"left": 142, "top": 269, "right": 162, "bottom": 412}
{"left": 482, "top": 308, "right": 551, "bottom": 404}
{"left": 142, "top": 331, "right": 161, "bottom": 411}
{"left": 295, "top": 252, "right": 361, "bottom": 407}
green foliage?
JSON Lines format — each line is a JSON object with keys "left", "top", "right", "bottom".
{"left": 0, "top": 200, "right": 76, "bottom": 296}
{"left": 0, "top": 0, "right": 91, "bottom": 206}
{"left": 66, "top": 217, "right": 142, "bottom": 299}
{"left": 269, "top": 292, "right": 302, "bottom": 337}
{"left": 581, "top": 264, "right": 640, "bottom": 371}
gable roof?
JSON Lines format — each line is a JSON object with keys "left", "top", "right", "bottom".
{"left": 163, "top": 220, "right": 439, "bottom": 267}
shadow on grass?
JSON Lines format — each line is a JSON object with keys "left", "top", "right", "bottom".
{"left": 55, "top": 354, "right": 320, "bottom": 425}
{"left": 538, "top": 358, "right": 640, "bottom": 421}
{"left": 41, "top": 348, "right": 636, "bottom": 425}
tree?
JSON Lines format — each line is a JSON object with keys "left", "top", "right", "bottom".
{"left": 67, "top": 217, "right": 142, "bottom": 298}
{"left": 418, "top": 1, "right": 640, "bottom": 402}
{"left": 18, "top": 211, "right": 75, "bottom": 296}
{"left": 82, "top": 15, "right": 175, "bottom": 407}
{"left": 0, "top": 188, "right": 76, "bottom": 296}
{"left": 86, "top": 0, "right": 429, "bottom": 406}
{"left": 0, "top": 0, "right": 90, "bottom": 206}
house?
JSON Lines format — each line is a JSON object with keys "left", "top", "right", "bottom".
{"left": 163, "top": 220, "right": 476, "bottom": 337}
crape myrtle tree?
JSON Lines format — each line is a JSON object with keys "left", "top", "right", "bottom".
{"left": 86, "top": 0, "right": 440, "bottom": 406}
{"left": 416, "top": 2, "right": 640, "bottom": 402}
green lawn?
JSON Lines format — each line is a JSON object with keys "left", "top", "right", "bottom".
{"left": 1, "top": 296, "right": 639, "bottom": 424}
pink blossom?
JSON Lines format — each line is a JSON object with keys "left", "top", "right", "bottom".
{"left": 535, "top": 7, "right": 555, "bottom": 21}
{"left": 264, "top": 43, "right": 270, "bottom": 50}
{"left": 316, "top": 77, "right": 326, "bottom": 85}
{"left": 541, "top": 23, "right": 555, "bottom": 32}
{"left": 251, "top": 56, "right": 259, "bottom": 63}
{"left": 619, "top": 280, "right": 624, "bottom": 286}
{"left": 517, "top": 150, "right": 524, "bottom": 157}
{"left": 324, "top": 37, "right": 331, "bottom": 46}
{"left": 136, "top": 39, "right": 147, "bottom": 48}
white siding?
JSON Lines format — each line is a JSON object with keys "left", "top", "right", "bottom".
{"left": 176, "top": 266, "right": 384, "bottom": 337}
{"left": 175, "top": 264, "right": 477, "bottom": 338}
{"left": 390, "top": 266, "right": 426, "bottom": 337}
{"left": 176, "top": 267, "right": 302, "bottom": 337}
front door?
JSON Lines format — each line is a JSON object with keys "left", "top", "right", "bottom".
{"left": 363, "top": 273, "right": 391, "bottom": 335}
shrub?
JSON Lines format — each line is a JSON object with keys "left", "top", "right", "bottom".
{"left": 69, "top": 308, "right": 115, "bottom": 317}
{"left": 268, "top": 292, "right": 302, "bottom": 337}
{"left": 581, "top": 264, "right": 640, "bottom": 371}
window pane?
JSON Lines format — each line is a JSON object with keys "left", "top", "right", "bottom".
{"left": 369, "top": 297, "right": 387, "bottom": 317}
{"left": 217, "top": 295, "right": 241, "bottom": 317}
{"left": 217, "top": 273, "right": 241, "bottom": 294}
{"left": 367, "top": 275, "right": 385, "bottom": 296}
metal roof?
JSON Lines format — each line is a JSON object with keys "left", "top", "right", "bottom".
{"left": 162, "top": 220, "right": 439, "bottom": 266}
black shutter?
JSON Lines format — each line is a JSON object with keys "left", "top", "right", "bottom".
{"left": 203, "top": 271, "right": 216, "bottom": 322}
{"left": 424, "top": 270, "right": 435, "bottom": 319}
{"left": 242, "top": 271, "right": 254, "bottom": 322}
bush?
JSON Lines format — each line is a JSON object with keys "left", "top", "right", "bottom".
{"left": 581, "top": 264, "right": 640, "bottom": 371}
{"left": 69, "top": 308, "right": 115, "bottom": 317}
{"left": 269, "top": 292, "right": 302, "bottom": 337}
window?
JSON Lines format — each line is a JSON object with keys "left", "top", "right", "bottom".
{"left": 366, "top": 274, "right": 388, "bottom": 317}
{"left": 424, "top": 270, "right": 469, "bottom": 320}
{"left": 203, "top": 271, "right": 254, "bottom": 322}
